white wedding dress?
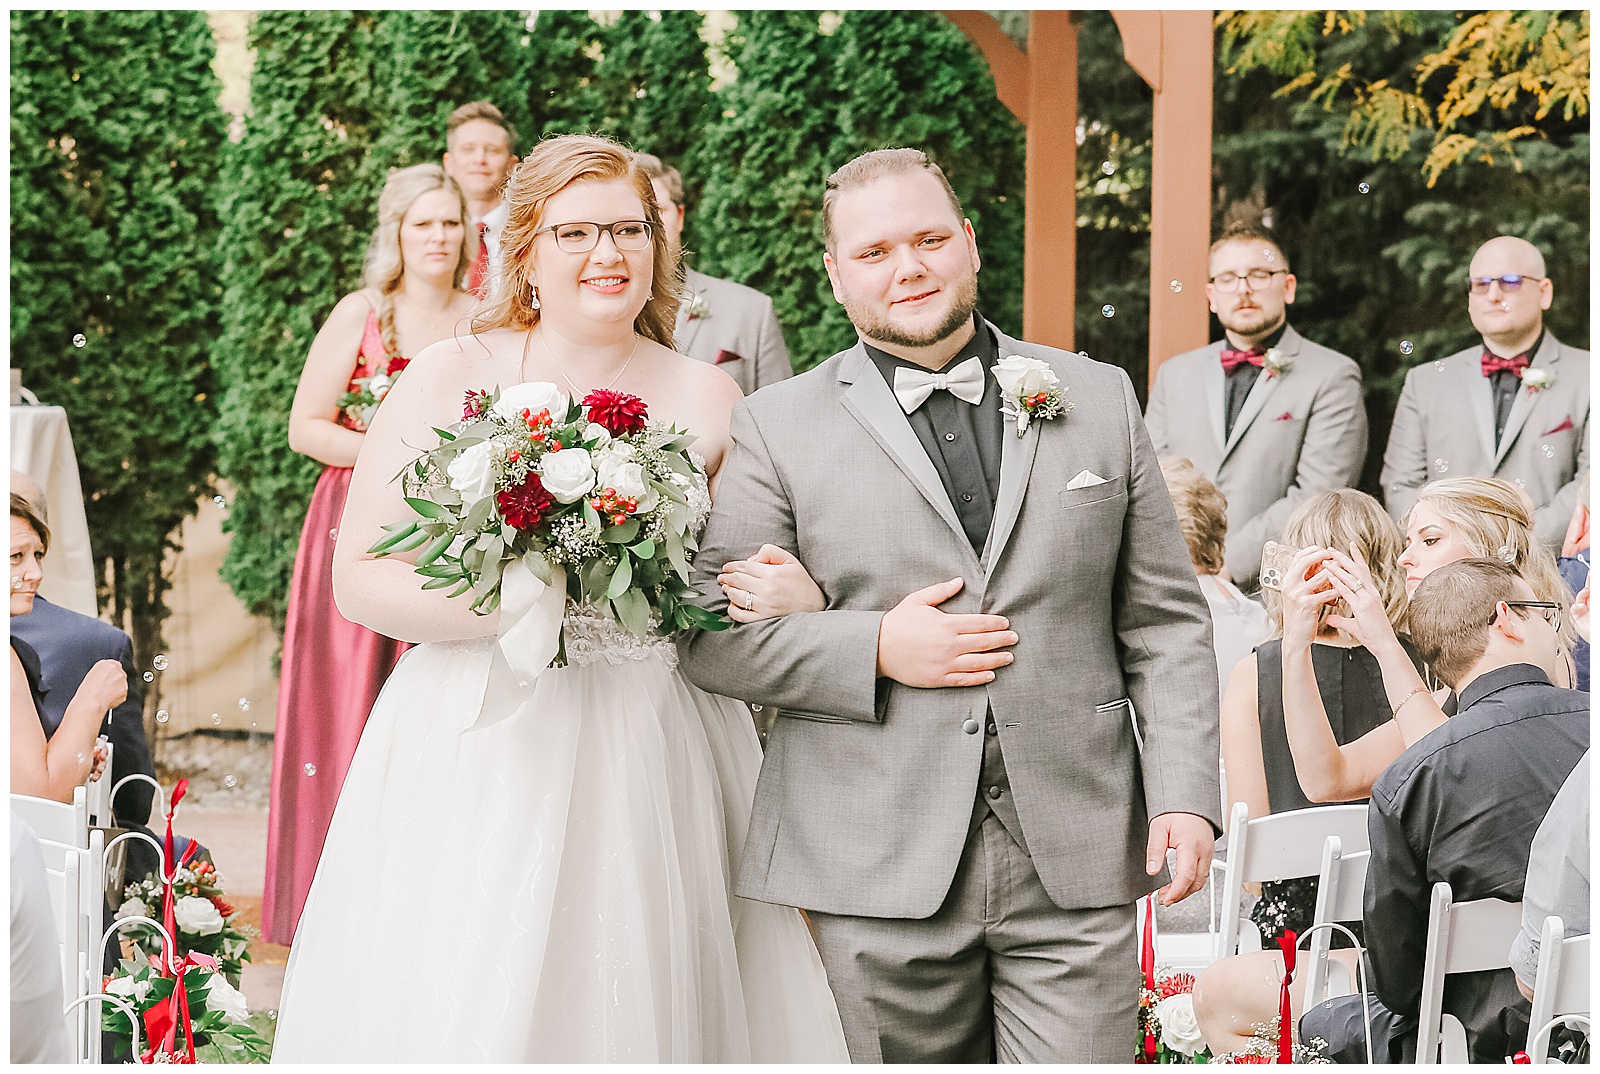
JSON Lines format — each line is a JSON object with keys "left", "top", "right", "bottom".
{"left": 271, "top": 476, "right": 848, "bottom": 1063}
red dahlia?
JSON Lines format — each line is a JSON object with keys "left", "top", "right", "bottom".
{"left": 497, "top": 473, "right": 555, "bottom": 531}
{"left": 463, "top": 389, "right": 490, "bottom": 419}
{"left": 209, "top": 895, "right": 235, "bottom": 918}
{"left": 386, "top": 355, "right": 411, "bottom": 375}
{"left": 1157, "top": 972, "right": 1195, "bottom": 999}
{"left": 583, "top": 389, "right": 648, "bottom": 436}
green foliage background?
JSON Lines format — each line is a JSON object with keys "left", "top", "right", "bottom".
{"left": 11, "top": 9, "right": 1590, "bottom": 639}
{"left": 10, "top": 10, "right": 227, "bottom": 698}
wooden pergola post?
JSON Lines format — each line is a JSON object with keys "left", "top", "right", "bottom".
{"left": 946, "top": 11, "right": 1215, "bottom": 385}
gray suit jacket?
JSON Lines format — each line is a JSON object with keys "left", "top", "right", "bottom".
{"left": 1145, "top": 325, "right": 1367, "bottom": 584}
{"left": 675, "top": 267, "right": 792, "bottom": 396}
{"left": 1380, "top": 331, "right": 1589, "bottom": 547}
{"left": 678, "top": 323, "right": 1221, "bottom": 919}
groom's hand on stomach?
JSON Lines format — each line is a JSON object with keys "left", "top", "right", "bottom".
{"left": 876, "top": 577, "right": 1017, "bottom": 688}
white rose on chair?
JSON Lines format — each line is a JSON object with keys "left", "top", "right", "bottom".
{"left": 1153, "top": 993, "right": 1206, "bottom": 1056}
{"left": 538, "top": 447, "right": 597, "bottom": 503}
{"left": 446, "top": 440, "right": 498, "bottom": 502}
{"left": 594, "top": 452, "right": 659, "bottom": 514}
{"left": 105, "top": 971, "right": 153, "bottom": 1004}
{"left": 204, "top": 973, "right": 252, "bottom": 1024}
{"left": 173, "top": 894, "right": 225, "bottom": 936}
{"left": 116, "top": 896, "right": 151, "bottom": 921}
{"left": 491, "top": 382, "right": 568, "bottom": 424}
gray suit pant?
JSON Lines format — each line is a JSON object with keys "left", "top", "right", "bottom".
{"left": 807, "top": 812, "right": 1138, "bottom": 1063}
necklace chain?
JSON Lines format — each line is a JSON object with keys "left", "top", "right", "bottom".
{"left": 535, "top": 328, "right": 639, "bottom": 400}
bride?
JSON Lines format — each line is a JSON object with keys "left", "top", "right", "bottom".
{"left": 271, "top": 135, "right": 849, "bottom": 1063}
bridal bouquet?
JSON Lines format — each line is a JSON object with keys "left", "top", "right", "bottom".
{"left": 338, "top": 355, "right": 411, "bottom": 430}
{"left": 369, "top": 383, "right": 728, "bottom": 669}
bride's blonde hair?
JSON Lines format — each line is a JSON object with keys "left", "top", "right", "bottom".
{"left": 472, "top": 134, "right": 681, "bottom": 347}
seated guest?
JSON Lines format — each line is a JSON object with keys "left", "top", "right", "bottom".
{"left": 1161, "top": 456, "right": 1271, "bottom": 695}
{"left": 10, "top": 493, "right": 124, "bottom": 803}
{"left": 1557, "top": 486, "right": 1589, "bottom": 689}
{"left": 1272, "top": 476, "right": 1575, "bottom": 806}
{"left": 11, "top": 815, "right": 71, "bottom": 1063}
{"left": 10, "top": 471, "right": 156, "bottom": 828}
{"left": 1218, "top": 489, "right": 1411, "bottom": 943}
{"left": 1197, "top": 558, "right": 1588, "bottom": 1062}
{"left": 1510, "top": 750, "right": 1588, "bottom": 1003}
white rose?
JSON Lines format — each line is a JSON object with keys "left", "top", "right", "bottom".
{"left": 446, "top": 441, "right": 498, "bottom": 502}
{"left": 116, "top": 897, "right": 151, "bottom": 921}
{"left": 172, "top": 894, "right": 224, "bottom": 937}
{"left": 594, "top": 455, "right": 658, "bottom": 514}
{"left": 368, "top": 373, "right": 394, "bottom": 400}
{"left": 538, "top": 447, "right": 597, "bottom": 504}
{"left": 203, "top": 973, "right": 251, "bottom": 1024}
{"left": 582, "top": 422, "right": 612, "bottom": 449}
{"left": 105, "top": 973, "right": 152, "bottom": 1005}
{"left": 992, "top": 354, "right": 1061, "bottom": 398}
{"left": 1154, "top": 993, "right": 1206, "bottom": 1056}
{"left": 491, "top": 381, "right": 568, "bottom": 424}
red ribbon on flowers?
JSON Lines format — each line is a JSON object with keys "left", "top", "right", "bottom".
{"left": 1277, "top": 929, "right": 1298, "bottom": 1063}
{"left": 1140, "top": 895, "right": 1158, "bottom": 1062}
{"left": 141, "top": 951, "right": 218, "bottom": 1063}
{"left": 159, "top": 779, "right": 197, "bottom": 971}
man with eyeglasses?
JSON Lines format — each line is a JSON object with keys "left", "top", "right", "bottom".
{"left": 1146, "top": 224, "right": 1366, "bottom": 587}
{"left": 1381, "top": 236, "right": 1590, "bottom": 549}
{"left": 441, "top": 101, "right": 518, "bottom": 298}
{"left": 634, "top": 153, "right": 792, "bottom": 400}
{"left": 1300, "top": 557, "right": 1587, "bottom": 1063}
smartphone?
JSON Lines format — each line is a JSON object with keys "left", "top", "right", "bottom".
{"left": 1259, "top": 540, "right": 1295, "bottom": 591}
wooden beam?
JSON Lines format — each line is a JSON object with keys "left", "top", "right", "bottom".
{"left": 941, "top": 11, "right": 1030, "bottom": 124}
{"left": 1113, "top": 10, "right": 1214, "bottom": 387}
{"left": 1023, "top": 11, "right": 1076, "bottom": 351}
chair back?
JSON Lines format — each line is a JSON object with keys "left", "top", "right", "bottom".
{"left": 1215, "top": 801, "right": 1369, "bottom": 958}
{"left": 1416, "top": 881, "right": 1524, "bottom": 1064}
{"left": 11, "top": 787, "right": 89, "bottom": 848}
{"left": 85, "top": 741, "right": 115, "bottom": 827}
{"left": 1526, "top": 916, "right": 1591, "bottom": 1064}
{"left": 1302, "top": 835, "right": 1371, "bottom": 1008}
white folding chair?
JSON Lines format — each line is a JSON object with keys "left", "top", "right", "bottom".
{"left": 1526, "top": 916, "right": 1591, "bottom": 1064}
{"left": 1301, "top": 835, "right": 1371, "bottom": 1008}
{"left": 85, "top": 740, "right": 115, "bottom": 828}
{"left": 1415, "top": 881, "right": 1524, "bottom": 1064}
{"left": 31, "top": 832, "right": 88, "bottom": 1060}
{"left": 1214, "top": 801, "right": 1370, "bottom": 959}
{"left": 11, "top": 786, "right": 90, "bottom": 848}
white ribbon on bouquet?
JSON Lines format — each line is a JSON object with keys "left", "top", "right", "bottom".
{"left": 460, "top": 555, "right": 567, "bottom": 733}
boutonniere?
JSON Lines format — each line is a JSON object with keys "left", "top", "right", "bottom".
{"left": 684, "top": 292, "right": 711, "bottom": 322}
{"left": 1262, "top": 347, "right": 1291, "bottom": 379}
{"left": 993, "top": 354, "right": 1071, "bottom": 438}
{"left": 1520, "top": 367, "right": 1553, "bottom": 393}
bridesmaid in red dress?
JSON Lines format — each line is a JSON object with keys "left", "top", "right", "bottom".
{"left": 264, "top": 163, "right": 480, "bottom": 944}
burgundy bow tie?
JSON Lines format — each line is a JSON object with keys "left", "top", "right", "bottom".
{"left": 1481, "top": 350, "right": 1532, "bottom": 378}
{"left": 1220, "top": 348, "right": 1264, "bottom": 376}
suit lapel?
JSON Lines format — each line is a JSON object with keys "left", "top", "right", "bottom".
{"left": 1459, "top": 353, "right": 1498, "bottom": 464}
{"left": 675, "top": 269, "right": 707, "bottom": 354}
{"left": 1202, "top": 343, "right": 1226, "bottom": 454}
{"left": 1493, "top": 333, "right": 1558, "bottom": 469}
{"left": 837, "top": 345, "right": 968, "bottom": 546}
{"left": 1221, "top": 325, "right": 1301, "bottom": 463}
{"left": 982, "top": 326, "right": 1043, "bottom": 580}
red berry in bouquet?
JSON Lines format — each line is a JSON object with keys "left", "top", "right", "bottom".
{"left": 497, "top": 473, "right": 555, "bottom": 531}
{"left": 583, "top": 389, "right": 649, "bottom": 436}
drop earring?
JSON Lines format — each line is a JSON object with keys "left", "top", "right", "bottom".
{"left": 529, "top": 282, "right": 540, "bottom": 311}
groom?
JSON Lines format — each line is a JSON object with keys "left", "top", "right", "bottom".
{"left": 678, "top": 148, "right": 1221, "bottom": 1063}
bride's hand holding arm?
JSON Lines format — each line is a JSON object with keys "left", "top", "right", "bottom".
{"left": 332, "top": 340, "right": 501, "bottom": 644}
{"left": 718, "top": 545, "right": 826, "bottom": 623}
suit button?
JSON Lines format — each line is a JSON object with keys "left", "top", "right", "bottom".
{"left": 986, "top": 721, "right": 997, "bottom": 735}
{"left": 963, "top": 719, "right": 980, "bottom": 734}
{"left": 961, "top": 493, "right": 974, "bottom": 502}
{"left": 944, "top": 432, "right": 957, "bottom": 442}
{"left": 751, "top": 705, "right": 763, "bottom": 712}
{"left": 988, "top": 785, "right": 1004, "bottom": 800}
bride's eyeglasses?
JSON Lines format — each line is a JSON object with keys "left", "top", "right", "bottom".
{"left": 535, "top": 220, "right": 653, "bottom": 254}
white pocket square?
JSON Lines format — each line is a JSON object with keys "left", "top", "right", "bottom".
{"left": 1064, "top": 470, "right": 1108, "bottom": 490}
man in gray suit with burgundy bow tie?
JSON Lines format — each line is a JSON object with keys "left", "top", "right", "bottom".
{"left": 1145, "top": 225, "right": 1367, "bottom": 588}
{"left": 1381, "top": 236, "right": 1589, "bottom": 548}
{"left": 680, "top": 148, "right": 1220, "bottom": 1063}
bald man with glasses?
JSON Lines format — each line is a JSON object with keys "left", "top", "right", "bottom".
{"left": 1146, "top": 225, "right": 1367, "bottom": 588}
{"left": 1382, "top": 236, "right": 1590, "bottom": 549}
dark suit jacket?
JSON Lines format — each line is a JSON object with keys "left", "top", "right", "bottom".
{"left": 10, "top": 596, "right": 156, "bottom": 827}
{"left": 1302, "top": 663, "right": 1589, "bottom": 1062}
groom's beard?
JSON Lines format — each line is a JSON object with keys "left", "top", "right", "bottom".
{"left": 842, "top": 271, "right": 979, "bottom": 350}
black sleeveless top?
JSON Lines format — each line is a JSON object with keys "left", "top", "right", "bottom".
{"left": 10, "top": 635, "right": 49, "bottom": 731}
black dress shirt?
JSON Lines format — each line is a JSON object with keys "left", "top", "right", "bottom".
{"left": 1303, "top": 663, "right": 1589, "bottom": 1062}
{"left": 1487, "top": 330, "right": 1543, "bottom": 445}
{"left": 1222, "top": 322, "right": 1288, "bottom": 439}
{"left": 865, "top": 315, "right": 1004, "bottom": 556}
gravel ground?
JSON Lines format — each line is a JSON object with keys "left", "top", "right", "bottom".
{"left": 153, "top": 730, "right": 276, "bottom": 811}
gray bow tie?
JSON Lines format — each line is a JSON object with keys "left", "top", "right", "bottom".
{"left": 892, "top": 356, "right": 985, "bottom": 413}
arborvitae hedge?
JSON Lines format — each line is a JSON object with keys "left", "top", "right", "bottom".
{"left": 10, "top": 10, "right": 226, "bottom": 698}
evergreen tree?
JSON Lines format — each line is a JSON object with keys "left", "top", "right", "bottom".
{"left": 695, "top": 12, "right": 849, "bottom": 370}
{"left": 831, "top": 11, "right": 1027, "bottom": 338}
{"left": 514, "top": 11, "right": 607, "bottom": 143}
{"left": 10, "top": 10, "right": 227, "bottom": 691}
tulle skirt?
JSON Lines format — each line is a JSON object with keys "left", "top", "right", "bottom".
{"left": 271, "top": 637, "right": 847, "bottom": 1063}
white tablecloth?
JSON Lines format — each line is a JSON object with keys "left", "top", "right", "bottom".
{"left": 9, "top": 405, "right": 99, "bottom": 616}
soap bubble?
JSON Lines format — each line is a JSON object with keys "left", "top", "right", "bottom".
{"left": 152, "top": 654, "right": 169, "bottom": 671}
{"left": 1100, "top": 304, "right": 1115, "bottom": 318}
{"left": 212, "top": 495, "right": 228, "bottom": 508}
{"left": 155, "top": 710, "right": 170, "bottom": 724}
{"left": 1100, "top": 161, "right": 1116, "bottom": 176}
{"left": 73, "top": 334, "right": 87, "bottom": 348}
{"left": 1169, "top": 280, "right": 1183, "bottom": 293}
{"left": 1400, "top": 341, "right": 1413, "bottom": 355}
{"left": 1358, "top": 182, "right": 1371, "bottom": 194}
{"left": 237, "top": 697, "right": 250, "bottom": 712}
{"left": 328, "top": 528, "right": 339, "bottom": 541}
{"left": 304, "top": 763, "right": 317, "bottom": 776}
{"left": 143, "top": 671, "right": 154, "bottom": 683}
{"left": 223, "top": 774, "right": 238, "bottom": 789}
{"left": 211, "top": 713, "right": 222, "bottom": 726}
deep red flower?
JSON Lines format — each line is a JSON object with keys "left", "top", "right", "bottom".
{"left": 1157, "top": 972, "right": 1195, "bottom": 999}
{"left": 386, "top": 355, "right": 411, "bottom": 376}
{"left": 209, "top": 895, "right": 235, "bottom": 918}
{"left": 496, "top": 472, "right": 555, "bottom": 531}
{"left": 463, "top": 389, "right": 490, "bottom": 419}
{"left": 583, "top": 389, "right": 648, "bottom": 436}
{"left": 1219, "top": 1055, "right": 1271, "bottom": 1064}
